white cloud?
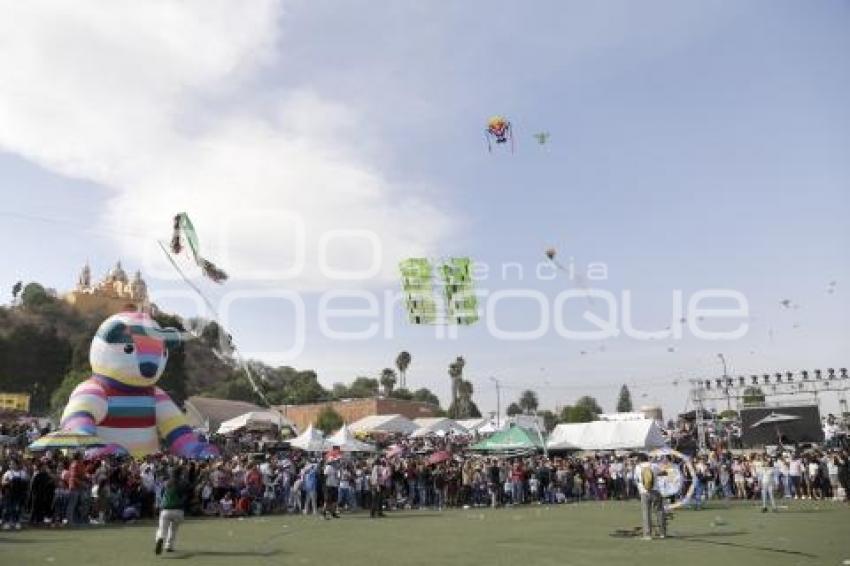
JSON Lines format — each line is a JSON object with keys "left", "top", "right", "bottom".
{"left": 0, "top": 0, "right": 452, "bottom": 290}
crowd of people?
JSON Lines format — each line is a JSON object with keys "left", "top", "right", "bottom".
{"left": 2, "top": 419, "right": 849, "bottom": 531}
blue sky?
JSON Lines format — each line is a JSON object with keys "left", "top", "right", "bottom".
{"left": 0, "top": 0, "right": 847, "bottom": 418}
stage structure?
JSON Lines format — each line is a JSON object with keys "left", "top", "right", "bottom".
{"left": 686, "top": 368, "right": 848, "bottom": 450}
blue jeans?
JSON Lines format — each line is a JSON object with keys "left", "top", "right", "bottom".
{"left": 337, "top": 486, "right": 355, "bottom": 509}
{"left": 3, "top": 497, "right": 22, "bottom": 524}
{"left": 511, "top": 481, "right": 523, "bottom": 504}
{"left": 691, "top": 479, "right": 704, "bottom": 509}
{"left": 762, "top": 483, "right": 776, "bottom": 509}
{"left": 65, "top": 488, "right": 82, "bottom": 523}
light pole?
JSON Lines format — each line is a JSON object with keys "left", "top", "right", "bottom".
{"left": 489, "top": 376, "right": 501, "bottom": 429}
{"left": 717, "top": 353, "right": 732, "bottom": 411}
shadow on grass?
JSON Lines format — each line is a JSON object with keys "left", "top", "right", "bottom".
{"left": 167, "top": 549, "right": 282, "bottom": 559}
{"left": 0, "top": 537, "right": 70, "bottom": 544}
{"left": 668, "top": 533, "right": 819, "bottom": 559}
{"left": 345, "top": 513, "right": 443, "bottom": 520}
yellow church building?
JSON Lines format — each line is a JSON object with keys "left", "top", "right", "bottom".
{"left": 64, "top": 261, "right": 152, "bottom": 316}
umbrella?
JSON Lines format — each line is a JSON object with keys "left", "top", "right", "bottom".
{"left": 428, "top": 450, "right": 451, "bottom": 465}
{"left": 750, "top": 412, "right": 801, "bottom": 428}
{"left": 85, "top": 444, "right": 129, "bottom": 459}
{"left": 28, "top": 431, "right": 107, "bottom": 452}
{"left": 750, "top": 412, "right": 801, "bottom": 447}
{"left": 384, "top": 444, "right": 405, "bottom": 459}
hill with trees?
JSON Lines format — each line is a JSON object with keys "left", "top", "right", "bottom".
{"left": 0, "top": 281, "right": 443, "bottom": 417}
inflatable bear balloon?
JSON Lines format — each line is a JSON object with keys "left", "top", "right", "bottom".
{"left": 59, "top": 311, "right": 218, "bottom": 459}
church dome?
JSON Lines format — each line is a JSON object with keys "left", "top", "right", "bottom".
{"left": 109, "top": 261, "right": 128, "bottom": 283}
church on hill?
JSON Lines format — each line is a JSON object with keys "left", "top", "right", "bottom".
{"left": 64, "top": 261, "right": 153, "bottom": 316}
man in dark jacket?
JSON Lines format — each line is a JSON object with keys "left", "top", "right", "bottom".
{"left": 29, "top": 461, "right": 55, "bottom": 525}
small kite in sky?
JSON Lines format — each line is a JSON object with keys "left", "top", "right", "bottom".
{"left": 533, "top": 131, "right": 550, "bottom": 145}
{"left": 544, "top": 247, "right": 595, "bottom": 305}
{"left": 667, "top": 346, "right": 676, "bottom": 353}
{"left": 486, "top": 115, "right": 513, "bottom": 152}
{"left": 827, "top": 281, "right": 837, "bottom": 294}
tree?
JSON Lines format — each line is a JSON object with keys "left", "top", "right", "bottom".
{"left": 380, "top": 368, "right": 397, "bottom": 395}
{"left": 448, "top": 356, "right": 465, "bottom": 412}
{"left": 742, "top": 386, "right": 766, "bottom": 407}
{"left": 315, "top": 406, "right": 344, "bottom": 435}
{"left": 395, "top": 351, "right": 412, "bottom": 389}
{"left": 537, "top": 409, "right": 558, "bottom": 432}
{"left": 506, "top": 402, "right": 523, "bottom": 416}
{"left": 451, "top": 379, "right": 479, "bottom": 419}
{"left": 574, "top": 396, "right": 603, "bottom": 416}
{"left": 11, "top": 281, "right": 22, "bottom": 302}
{"left": 20, "top": 282, "right": 52, "bottom": 309}
{"left": 0, "top": 323, "right": 71, "bottom": 412}
{"left": 389, "top": 387, "right": 413, "bottom": 401}
{"left": 616, "top": 384, "right": 633, "bottom": 413}
{"left": 559, "top": 404, "right": 594, "bottom": 423}
{"left": 411, "top": 387, "right": 441, "bottom": 407}
{"left": 519, "top": 390, "right": 539, "bottom": 415}
{"left": 344, "top": 377, "right": 380, "bottom": 398}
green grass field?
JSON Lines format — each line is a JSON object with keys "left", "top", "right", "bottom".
{"left": 2, "top": 500, "right": 848, "bottom": 566}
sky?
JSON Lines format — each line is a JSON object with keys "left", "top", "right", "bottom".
{"left": 0, "top": 0, "right": 848, "bottom": 419}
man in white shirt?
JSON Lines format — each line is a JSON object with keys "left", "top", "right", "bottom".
{"left": 760, "top": 457, "right": 777, "bottom": 512}
{"left": 323, "top": 459, "right": 340, "bottom": 520}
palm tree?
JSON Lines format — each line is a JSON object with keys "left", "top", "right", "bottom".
{"left": 457, "top": 379, "right": 474, "bottom": 418}
{"left": 395, "top": 351, "right": 412, "bottom": 389}
{"left": 380, "top": 368, "right": 398, "bottom": 396}
{"left": 519, "top": 389, "right": 539, "bottom": 415}
{"left": 448, "top": 356, "right": 465, "bottom": 415}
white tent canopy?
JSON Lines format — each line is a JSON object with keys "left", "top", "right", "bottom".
{"left": 547, "top": 419, "right": 667, "bottom": 451}
{"left": 348, "top": 414, "right": 419, "bottom": 435}
{"left": 326, "top": 424, "right": 377, "bottom": 452}
{"left": 217, "top": 411, "right": 294, "bottom": 435}
{"left": 477, "top": 419, "right": 504, "bottom": 434}
{"left": 289, "top": 424, "right": 326, "bottom": 452}
{"left": 456, "top": 418, "right": 489, "bottom": 432}
{"left": 411, "top": 417, "right": 467, "bottom": 437}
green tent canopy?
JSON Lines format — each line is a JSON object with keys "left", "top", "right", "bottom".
{"left": 470, "top": 426, "right": 543, "bottom": 455}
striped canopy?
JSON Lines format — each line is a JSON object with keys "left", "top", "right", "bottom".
{"left": 28, "top": 431, "right": 108, "bottom": 452}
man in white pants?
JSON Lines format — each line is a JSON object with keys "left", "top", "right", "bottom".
{"left": 760, "top": 457, "right": 778, "bottom": 513}
{"left": 635, "top": 454, "right": 656, "bottom": 540}
{"left": 155, "top": 466, "right": 188, "bottom": 555}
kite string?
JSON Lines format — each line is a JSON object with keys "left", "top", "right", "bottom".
{"left": 157, "top": 240, "right": 272, "bottom": 408}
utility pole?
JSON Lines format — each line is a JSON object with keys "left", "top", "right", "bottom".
{"left": 717, "top": 353, "right": 732, "bottom": 411}
{"left": 489, "top": 376, "right": 501, "bottom": 429}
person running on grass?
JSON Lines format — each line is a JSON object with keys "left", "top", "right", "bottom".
{"left": 155, "top": 466, "right": 189, "bottom": 555}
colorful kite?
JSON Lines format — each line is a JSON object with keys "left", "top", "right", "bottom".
{"left": 170, "top": 212, "right": 228, "bottom": 283}
{"left": 486, "top": 115, "right": 513, "bottom": 152}
{"left": 399, "top": 257, "right": 478, "bottom": 325}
